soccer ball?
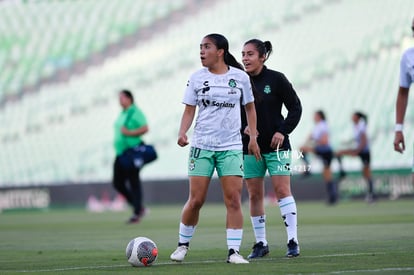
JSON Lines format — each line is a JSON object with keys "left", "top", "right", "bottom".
{"left": 126, "top": 237, "right": 158, "bottom": 267}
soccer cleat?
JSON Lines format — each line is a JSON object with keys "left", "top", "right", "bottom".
{"left": 247, "top": 241, "right": 269, "bottom": 259}
{"left": 139, "top": 207, "right": 149, "bottom": 217}
{"left": 126, "top": 214, "right": 141, "bottom": 224}
{"left": 126, "top": 207, "right": 149, "bottom": 224}
{"left": 286, "top": 239, "right": 300, "bottom": 258}
{"left": 227, "top": 249, "right": 249, "bottom": 264}
{"left": 170, "top": 245, "right": 188, "bottom": 262}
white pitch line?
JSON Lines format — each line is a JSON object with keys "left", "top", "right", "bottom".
{"left": 7, "top": 252, "right": 407, "bottom": 273}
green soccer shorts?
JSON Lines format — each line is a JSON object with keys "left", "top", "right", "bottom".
{"left": 187, "top": 147, "right": 244, "bottom": 177}
{"left": 244, "top": 150, "right": 291, "bottom": 178}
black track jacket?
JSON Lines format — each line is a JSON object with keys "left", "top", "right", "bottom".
{"left": 242, "top": 66, "right": 302, "bottom": 154}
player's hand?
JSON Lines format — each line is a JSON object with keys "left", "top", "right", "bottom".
{"left": 248, "top": 138, "right": 261, "bottom": 160}
{"left": 394, "top": 131, "right": 405, "bottom": 153}
{"left": 243, "top": 126, "right": 259, "bottom": 137}
{"left": 270, "top": 132, "right": 285, "bottom": 149}
{"left": 177, "top": 134, "right": 189, "bottom": 147}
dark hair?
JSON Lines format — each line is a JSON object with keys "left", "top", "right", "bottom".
{"left": 315, "top": 110, "right": 326, "bottom": 121}
{"left": 204, "top": 34, "right": 261, "bottom": 102}
{"left": 244, "top": 39, "right": 273, "bottom": 61}
{"left": 354, "top": 111, "right": 367, "bottom": 124}
{"left": 204, "top": 33, "right": 244, "bottom": 70}
{"left": 120, "top": 89, "right": 134, "bottom": 103}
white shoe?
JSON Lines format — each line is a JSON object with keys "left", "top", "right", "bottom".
{"left": 170, "top": 245, "right": 188, "bottom": 262}
{"left": 227, "top": 250, "right": 249, "bottom": 264}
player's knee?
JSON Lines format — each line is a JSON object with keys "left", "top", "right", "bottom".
{"left": 249, "top": 191, "right": 262, "bottom": 203}
{"left": 187, "top": 197, "right": 205, "bottom": 210}
{"left": 224, "top": 194, "right": 242, "bottom": 211}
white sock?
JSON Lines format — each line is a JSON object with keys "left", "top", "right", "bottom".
{"left": 251, "top": 215, "right": 267, "bottom": 245}
{"left": 278, "top": 196, "right": 298, "bottom": 243}
{"left": 226, "top": 228, "right": 243, "bottom": 252}
{"left": 178, "top": 222, "right": 196, "bottom": 245}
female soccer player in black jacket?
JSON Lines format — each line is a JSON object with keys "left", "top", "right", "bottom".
{"left": 241, "top": 39, "right": 302, "bottom": 258}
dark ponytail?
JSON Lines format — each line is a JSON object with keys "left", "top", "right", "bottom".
{"left": 204, "top": 33, "right": 244, "bottom": 70}
{"left": 244, "top": 39, "right": 273, "bottom": 61}
{"left": 224, "top": 52, "right": 244, "bottom": 71}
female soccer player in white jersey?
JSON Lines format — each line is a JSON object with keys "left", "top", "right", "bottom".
{"left": 394, "top": 17, "right": 414, "bottom": 178}
{"left": 241, "top": 39, "right": 302, "bottom": 259}
{"left": 300, "top": 110, "right": 338, "bottom": 205}
{"left": 170, "top": 33, "right": 261, "bottom": 264}
{"left": 336, "top": 112, "right": 375, "bottom": 203}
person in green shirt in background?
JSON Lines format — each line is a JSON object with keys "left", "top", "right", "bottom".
{"left": 113, "top": 89, "right": 149, "bottom": 224}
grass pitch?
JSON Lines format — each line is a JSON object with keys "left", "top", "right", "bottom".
{"left": 0, "top": 199, "right": 413, "bottom": 274}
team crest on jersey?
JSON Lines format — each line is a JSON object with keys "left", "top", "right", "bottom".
{"left": 264, "top": 85, "right": 271, "bottom": 94}
{"left": 228, "top": 79, "right": 237, "bottom": 88}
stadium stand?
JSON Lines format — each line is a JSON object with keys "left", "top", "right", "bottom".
{"left": 0, "top": 0, "right": 187, "bottom": 103}
{"left": 1, "top": 0, "right": 414, "bottom": 186}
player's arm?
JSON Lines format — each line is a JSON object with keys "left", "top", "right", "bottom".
{"left": 122, "top": 125, "right": 149, "bottom": 137}
{"left": 121, "top": 108, "right": 149, "bottom": 137}
{"left": 177, "top": 104, "right": 196, "bottom": 147}
{"left": 394, "top": 86, "right": 409, "bottom": 153}
{"left": 396, "top": 86, "right": 409, "bottom": 124}
{"left": 355, "top": 132, "right": 368, "bottom": 154}
{"left": 277, "top": 75, "right": 302, "bottom": 135}
{"left": 336, "top": 133, "right": 363, "bottom": 156}
{"left": 244, "top": 102, "right": 261, "bottom": 160}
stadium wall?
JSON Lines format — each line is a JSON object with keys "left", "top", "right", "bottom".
{"left": 0, "top": 172, "right": 412, "bottom": 212}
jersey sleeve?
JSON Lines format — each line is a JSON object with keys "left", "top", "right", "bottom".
{"left": 277, "top": 73, "right": 302, "bottom": 135}
{"left": 182, "top": 73, "right": 197, "bottom": 106}
{"left": 126, "top": 107, "right": 147, "bottom": 129}
{"left": 241, "top": 72, "right": 254, "bottom": 106}
{"left": 399, "top": 51, "right": 413, "bottom": 88}
{"left": 133, "top": 107, "right": 147, "bottom": 127}
{"left": 357, "top": 120, "right": 367, "bottom": 135}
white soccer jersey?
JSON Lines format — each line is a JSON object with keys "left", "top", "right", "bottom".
{"left": 311, "top": 121, "right": 329, "bottom": 142}
{"left": 399, "top": 47, "right": 414, "bottom": 88}
{"left": 353, "top": 120, "right": 369, "bottom": 151}
{"left": 183, "top": 66, "right": 254, "bottom": 150}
